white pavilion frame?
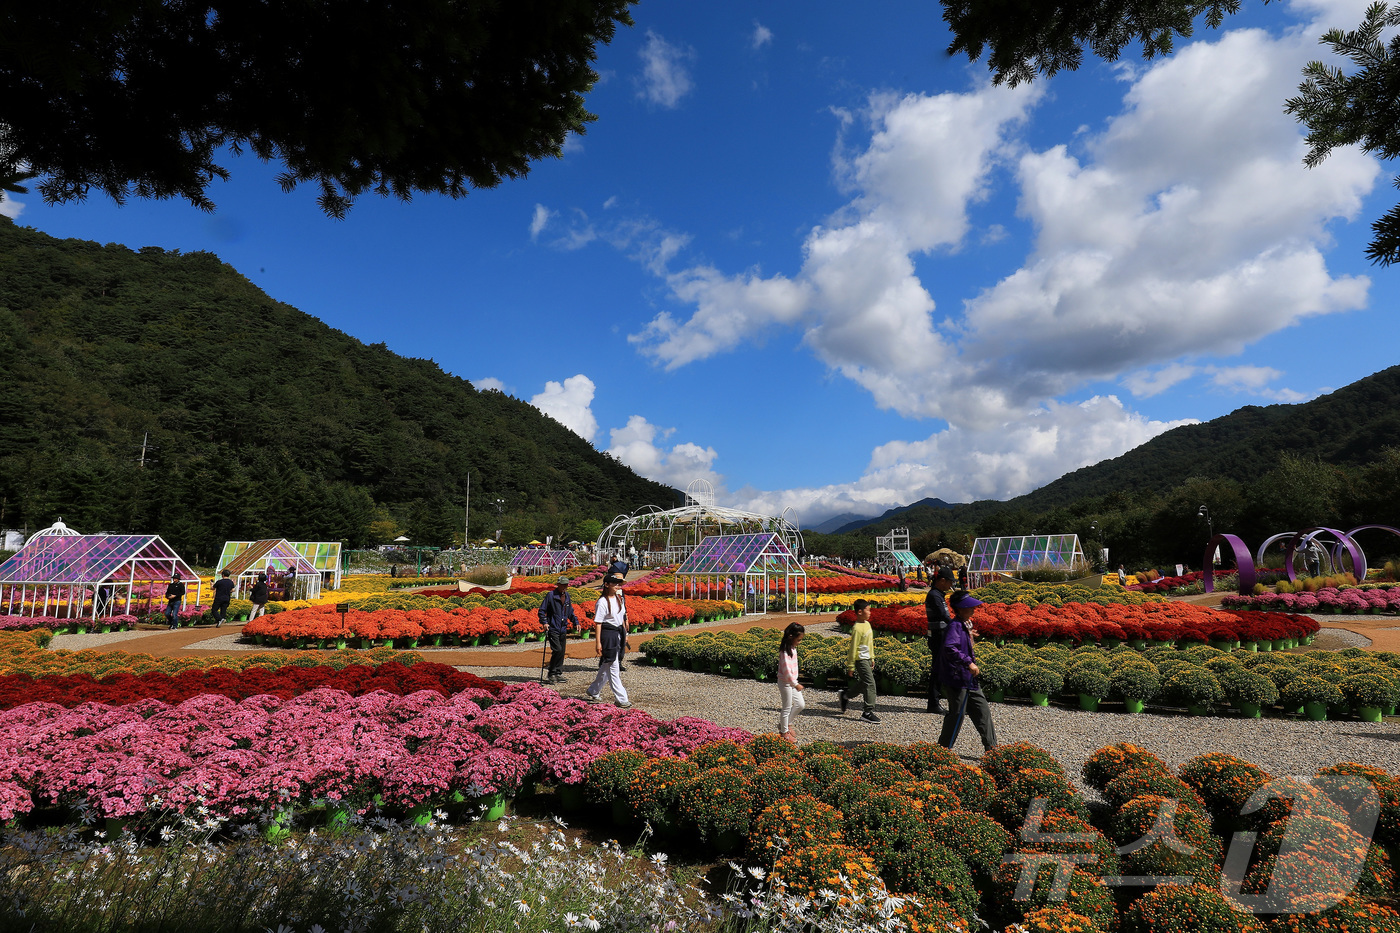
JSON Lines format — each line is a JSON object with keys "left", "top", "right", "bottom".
{"left": 875, "top": 527, "right": 923, "bottom": 574}
{"left": 598, "top": 479, "right": 805, "bottom": 567}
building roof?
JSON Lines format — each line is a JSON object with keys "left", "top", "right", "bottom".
{"left": 675, "top": 533, "right": 802, "bottom": 575}
{"left": 0, "top": 534, "right": 198, "bottom": 585}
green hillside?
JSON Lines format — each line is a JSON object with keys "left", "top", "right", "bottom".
{"left": 0, "top": 217, "right": 677, "bottom": 562}
{"left": 804, "top": 369, "right": 1400, "bottom": 568}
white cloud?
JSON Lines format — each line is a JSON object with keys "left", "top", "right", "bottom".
{"left": 607, "top": 415, "right": 721, "bottom": 491}
{"left": 475, "top": 377, "right": 507, "bottom": 393}
{"left": 732, "top": 396, "right": 1194, "bottom": 525}
{"left": 529, "top": 204, "right": 554, "bottom": 241}
{"left": 530, "top": 374, "right": 599, "bottom": 442}
{"left": 562, "top": 133, "right": 584, "bottom": 156}
{"left": 1124, "top": 363, "right": 1197, "bottom": 398}
{"left": 627, "top": 24, "right": 1377, "bottom": 434}
{"left": 0, "top": 194, "right": 21, "bottom": 219}
{"left": 1209, "top": 364, "right": 1283, "bottom": 392}
{"left": 751, "top": 22, "right": 773, "bottom": 50}
{"left": 637, "top": 31, "right": 695, "bottom": 108}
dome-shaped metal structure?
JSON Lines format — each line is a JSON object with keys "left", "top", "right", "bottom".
{"left": 599, "top": 485, "right": 803, "bottom": 567}
{"left": 26, "top": 518, "right": 82, "bottom": 545}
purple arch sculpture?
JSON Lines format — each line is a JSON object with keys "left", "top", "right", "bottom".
{"left": 1282, "top": 528, "right": 1366, "bottom": 583}
{"left": 1202, "top": 534, "right": 1257, "bottom": 594}
{"left": 1344, "top": 525, "right": 1400, "bottom": 581}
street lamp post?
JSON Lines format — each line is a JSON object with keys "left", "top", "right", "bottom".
{"left": 1198, "top": 506, "right": 1214, "bottom": 569}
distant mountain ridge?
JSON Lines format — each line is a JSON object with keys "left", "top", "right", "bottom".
{"left": 831, "top": 365, "right": 1400, "bottom": 538}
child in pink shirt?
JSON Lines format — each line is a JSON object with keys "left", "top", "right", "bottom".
{"left": 778, "top": 621, "right": 806, "bottom": 741}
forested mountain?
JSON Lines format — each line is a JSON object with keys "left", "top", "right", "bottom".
{"left": 0, "top": 218, "right": 677, "bottom": 562}
{"left": 804, "top": 368, "right": 1400, "bottom": 568}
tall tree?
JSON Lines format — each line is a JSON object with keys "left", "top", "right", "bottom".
{"left": 0, "top": 0, "right": 635, "bottom": 216}
{"left": 940, "top": 0, "right": 1400, "bottom": 264}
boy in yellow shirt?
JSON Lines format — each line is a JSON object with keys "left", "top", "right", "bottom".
{"left": 840, "top": 599, "right": 880, "bottom": 724}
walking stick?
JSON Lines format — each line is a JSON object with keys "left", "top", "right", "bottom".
{"left": 539, "top": 630, "right": 549, "bottom": 685}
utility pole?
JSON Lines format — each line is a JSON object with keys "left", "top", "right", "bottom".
{"left": 133, "top": 432, "right": 158, "bottom": 469}
{"left": 463, "top": 473, "right": 470, "bottom": 549}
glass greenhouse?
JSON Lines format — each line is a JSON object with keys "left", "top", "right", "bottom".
{"left": 0, "top": 531, "right": 201, "bottom": 619}
{"left": 218, "top": 540, "right": 343, "bottom": 589}
{"left": 674, "top": 533, "right": 806, "bottom": 614}
{"left": 966, "top": 534, "right": 1086, "bottom": 588}
{"left": 509, "top": 549, "right": 580, "bottom": 575}
{"left": 217, "top": 539, "right": 322, "bottom": 601}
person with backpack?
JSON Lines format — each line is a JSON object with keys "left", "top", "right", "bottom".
{"left": 164, "top": 573, "right": 186, "bottom": 629}
{"left": 585, "top": 574, "right": 632, "bottom": 708}
{"left": 923, "top": 567, "right": 957, "bottom": 714}
{"left": 777, "top": 621, "right": 806, "bottom": 742}
{"left": 249, "top": 573, "right": 270, "bottom": 619}
{"left": 937, "top": 591, "right": 999, "bottom": 753}
{"left": 839, "top": 599, "right": 880, "bottom": 724}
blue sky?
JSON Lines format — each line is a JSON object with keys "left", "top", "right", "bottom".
{"left": 6, "top": 0, "right": 1400, "bottom": 526}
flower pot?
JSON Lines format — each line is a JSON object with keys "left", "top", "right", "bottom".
{"left": 1029, "top": 692, "right": 1050, "bottom": 707}
{"left": 1102, "top": 638, "right": 1121, "bottom": 649}
{"left": 100, "top": 625, "right": 112, "bottom": 634}
{"left": 484, "top": 634, "right": 500, "bottom": 646}
{"left": 335, "top": 638, "right": 348, "bottom": 650}
{"left": 709, "top": 661, "right": 725, "bottom": 675}
{"left": 1078, "top": 694, "right": 1100, "bottom": 712}
{"left": 481, "top": 792, "right": 508, "bottom": 821}
{"left": 1241, "top": 641, "right": 1258, "bottom": 652}
{"left": 752, "top": 669, "right": 768, "bottom": 681}
{"left": 253, "top": 634, "right": 265, "bottom": 645}
{"left": 75, "top": 626, "right": 89, "bottom": 635}
{"left": 1210, "top": 640, "right": 1232, "bottom": 651}
{"left": 408, "top": 804, "right": 434, "bottom": 827}
{"left": 988, "top": 688, "right": 1005, "bottom": 703}
{"left": 1358, "top": 706, "right": 1384, "bottom": 723}
{"left": 514, "top": 635, "right": 526, "bottom": 644}
{"left": 557, "top": 784, "right": 585, "bottom": 812}
{"left": 1129, "top": 639, "right": 1147, "bottom": 650}
{"left": 1304, "top": 701, "right": 1329, "bottom": 721}
{"left": 358, "top": 637, "right": 372, "bottom": 649}
{"left": 432, "top": 635, "right": 444, "bottom": 646}
{"left": 469, "top": 636, "right": 481, "bottom": 647}
{"left": 1273, "top": 639, "right": 1287, "bottom": 651}
{"left": 811, "top": 673, "right": 828, "bottom": 689}
{"left": 263, "top": 809, "right": 293, "bottom": 843}
{"left": 1387, "top": 704, "right": 1397, "bottom": 717}
{"left": 323, "top": 806, "right": 351, "bottom": 833}
{"left": 1258, "top": 641, "right": 1272, "bottom": 653}
{"left": 1187, "top": 704, "right": 1210, "bottom": 716}
{"left": 1237, "top": 701, "right": 1263, "bottom": 719}
{"left": 1124, "top": 698, "right": 1145, "bottom": 714}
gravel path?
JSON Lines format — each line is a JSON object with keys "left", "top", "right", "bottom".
{"left": 50, "top": 630, "right": 177, "bottom": 651}
{"left": 491, "top": 659, "right": 1400, "bottom": 790}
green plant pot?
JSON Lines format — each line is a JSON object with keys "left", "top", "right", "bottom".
{"left": 753, "top": 669, "right": 768, "bottom": 681}
{"left": 485, "top": 634, "right": 500, "bottom": 646}
{"left": 557, "top": 784, "right": 585, "bottom": 812}
{"left": 710, "top": 661, "right": 725, "bottom": 675}
{"left": 100, "top": 624, "right": 112, "bottom": 634}
{"left": 469, "top": 636, "right": 481, "bottom": 647}
{"left": 263, "top": 809, "right": 293, "bottom": 843}
{"left": 1273, "top": 639, "right": 1286, "bottom": 651}
{"left": 1304, "top": 701, "right": 1329, "bottom": 721}
{"left": 1258, "top": 641, "right": 1272, "bottom": 652}
{"left": 75, "top": 626, "right": 89, "bottom": 635}
{"left": 1102, "top": 638, "right": 1121, "bottom": 649}
{"left": 1029, "top": 692, "right": 1050, "bottom": 707}
{"left": 408, "top": 804, "right": 434, "bottom": 827}
{"left": 1387, "top": 704, "right": 1397, "bottom": 717}
{"left": 1358, "top": 706, "right": 1384, "bottom": 723}
{"left": 988, "top": 688, "right": 1006, "bottom": 702}
{"left": 1241, "top": 641, "right": 1258, "bottom": 652}
{"left": 1237, "top": 701, "right": 1263, "bottom": 719}
{"left": 358, "top": 637, "right": 372, "bottom": 649}
{"left": 253, "top": 634, "right": 264, "bottom": 645}
{"left": 647, "top": 655, "right": 661, "bottom": 666}
{"left": 811, "top": 673, "right": 828, "bottom": 689}
{"left": 324, "top": 806, "right": 351, "bottom": 833}
{"left": 335, "top": 638, "right": 348, "bottom": 650}
{"left": 1078, "top": 694, "right": 1100, "bottom": 712}
{"left": 1210, "top": 640, "right": 1232, "bottom": 651}
{"left": 481, "top": 792, "right": 508, "bottom": 821}
{"left": 888, "top": 681, "right": 908, "bottom": 697}
{"left": 1187, "top": 704, "right": 1210, "bottom": 716}
{"left": 1128, "top": 639, "right": 1147, "bottom": 649}
{"left": 514, "top": 635, "right": 527, "bottom": 644}
{"left": 1124, "top": 698, "right": 1145, "bottom": 714}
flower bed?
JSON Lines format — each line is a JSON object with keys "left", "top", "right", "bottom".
{"left": 0, "top": 682, "right": 748, "bottom": 821}
{"left": 1224, "top": 584, "right": 1400, "bottom": 615}
{"left": 0, "top": 660, "right": 503, "bottom": 708}
{"left": 246, "top": 594, "right": 708, "bottom": 647}
{"left": 973, "top": 582, "right": 1167, "bottom": 607}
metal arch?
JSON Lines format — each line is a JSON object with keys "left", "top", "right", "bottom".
{"left": 1281, "top": 528, "right": 1365, "bottom": 584}
{"left": 1343, "top": 525, "right": 1400, "bottom": 581}
{"left": 1202, "top": 534, "right": 1257, "bottom": 594}
{"left": 1254, "top": 532, "right": 1298, "bottom": 569}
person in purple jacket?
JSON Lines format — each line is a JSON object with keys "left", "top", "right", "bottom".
{"left": 936, "top": 590, "right": 999, "bottom": 752}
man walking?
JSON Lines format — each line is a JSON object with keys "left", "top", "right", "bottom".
{"left": 924, "top": 567, "right": 957, "bottom": 714}
{"left": 538, "top": 576, "right": 579, "bottom": 683}
{"left": 164, "top": 573, "right": 186, "bottom": 629}
{"left": 211, "top": 569, "right": 235, "bottom": 627}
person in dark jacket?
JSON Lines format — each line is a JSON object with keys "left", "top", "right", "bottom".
{"left": 211, "top": 569, "right": 235, "bottom": 627}
{"left": 936, "top": 591, "right": 998, "bottom": 752}
{"left": 164, "top": 574, "right": 186, "bottom": 629}
{"left": 923, "top": 566, "right": 957, "bottom": 714}
{"left": 538, "top": 576, "right": 580, "bottom": 683}
{"left": 250, "top": 573, "right": 270, "bottom": 619}
{"left": 608, "top": 553, "right": 630, "bottom": 578}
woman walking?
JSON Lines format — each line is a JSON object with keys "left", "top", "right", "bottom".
{"left": 777, "top": 622, "right": 806, "bottom": 742}
{"left": 937, "top": 591, "right": 999, "bottom": 752}
{"left": 586, "top": 574, "right": 633, "bottom": 708}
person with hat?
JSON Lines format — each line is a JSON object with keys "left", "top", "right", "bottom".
{"left": 538, "top": 576, "right": 580, "bottom": 683}
{"left": 163, "top": 572, "right": 186, "bottom": 630}
{"left": 937, "top": 590, "right": 998, "bottom": 752}
{"left": 586, "top": 574, "right": 632, "bottom": 707}
{"left": 924, "top": 566, "right": 958, "bottom": 714}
